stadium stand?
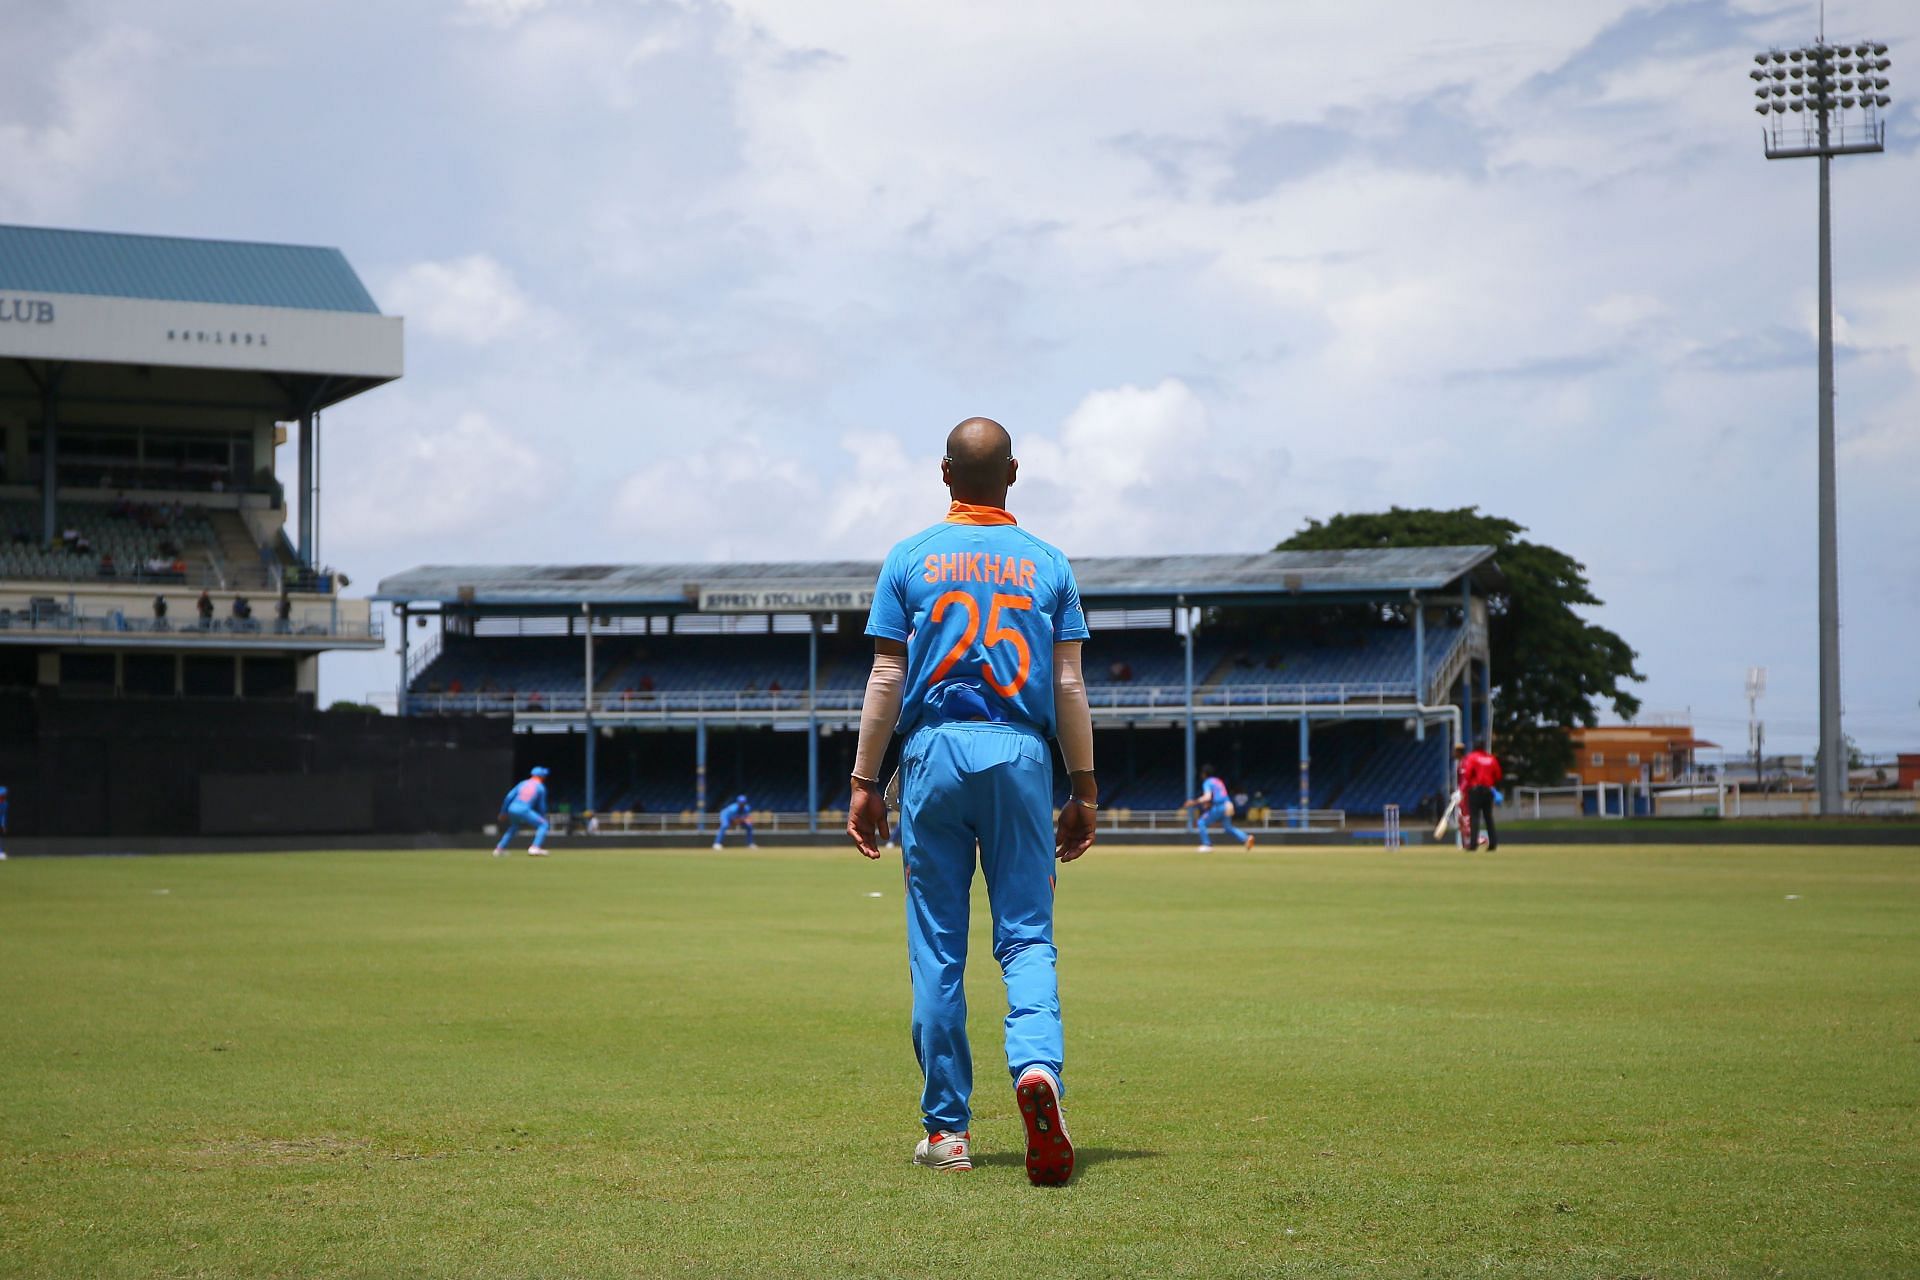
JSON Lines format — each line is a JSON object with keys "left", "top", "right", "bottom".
{"left": 0, "top": 223, "right": 398, "bottom": 837}
{"left": 381, "top": 549, "right": 1498, "bottom": 824}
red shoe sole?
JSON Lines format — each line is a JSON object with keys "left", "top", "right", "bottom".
{"left": 1016, "top": 1074, "right": 1074, "bottom": 1186}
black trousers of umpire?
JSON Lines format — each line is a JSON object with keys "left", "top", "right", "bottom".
{"left": 1467, "top": 785, "right": 1497, "bottom": 850}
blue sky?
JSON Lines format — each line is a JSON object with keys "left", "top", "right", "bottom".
{"left": 3, "top": 0, "right": 1915, "bottom": 754}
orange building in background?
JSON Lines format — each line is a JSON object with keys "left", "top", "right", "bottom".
{"left": 1568, "top": 725, "right": 1715, "bottom": 786}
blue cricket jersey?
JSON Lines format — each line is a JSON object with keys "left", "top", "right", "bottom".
{"left": 719, "top": 800, "right": 752, "bottom": 827}
{"left": 1201, "top": 776, "right": 1229, "bottom": 806}
{"left": 866, "top": 502, "right": 1089, "bottom": 740}
{"left": 502, "top": 778, "right": 547, "bottom": 814}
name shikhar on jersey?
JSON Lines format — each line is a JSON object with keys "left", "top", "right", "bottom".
{"left": 921, "top": 552, "right": 1040, "bottom": 590}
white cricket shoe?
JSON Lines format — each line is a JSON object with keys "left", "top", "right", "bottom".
{"left": 912, "top": 1130, "right": 972, "bottom": 1172}
{"left": 1195, "top": 844, "right": 1212, "bottom": 852}
{"left": 1015, "top": 1065, "right": 1073, "bottom": 1186}
{"left": 492, "top": 848, "right": 509, "bottom": 858}
{"left": 527, "top": 847, "right": 549, "bottom": 857}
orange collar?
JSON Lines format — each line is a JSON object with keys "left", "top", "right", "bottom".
{"left": 946, "top": 501, "right": 1017, "bottom": 526}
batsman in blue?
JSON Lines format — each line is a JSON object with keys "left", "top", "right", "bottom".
{"left": 847, "top": 416, "right": 1098, "bottom": 1187}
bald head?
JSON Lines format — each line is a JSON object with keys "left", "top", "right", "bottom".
{"left": 942, "top": 417, "right": 1017, "bottom": 506}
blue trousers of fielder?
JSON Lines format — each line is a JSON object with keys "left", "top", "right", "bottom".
{"left": 898, "top": 721, "right": 1062, "bottom": 1136}
{"left": 1197, "top": 802, "right": 1249, "bottom": 848}
{"left": 497, "top": 802, "right": 548, "bottom": 850}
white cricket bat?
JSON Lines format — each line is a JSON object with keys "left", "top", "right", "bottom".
{"left": 1432, "top": 792, "right": 1459, "bottom": 841}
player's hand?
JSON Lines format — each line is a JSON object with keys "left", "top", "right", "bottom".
{"left": 847, "top": 778, "right": 889, "bottom": 860}
{"left": 1055, "top": 797, "right": 1096, "bottom": 863}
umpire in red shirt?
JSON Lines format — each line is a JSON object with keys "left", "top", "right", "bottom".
{"left": 1461, "top": 741, "right": 1503, "bottom": 851}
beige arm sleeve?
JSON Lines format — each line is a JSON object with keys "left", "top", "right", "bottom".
{"left": 851, "top": 652, "right": 907, "bottom": 781}
{"left": 1053, "top": 641, "right": 1094, "bottom": 775}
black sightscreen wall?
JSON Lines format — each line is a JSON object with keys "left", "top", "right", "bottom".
{"left": 0, "top": 691, "right": 512, "bottom": 837}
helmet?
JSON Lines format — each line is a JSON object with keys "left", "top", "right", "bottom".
{"left": 531, "top": 766, "right": 550, "bottom": 778}
{"left": 736, "top": 794, "right": 748, "bottom": 804}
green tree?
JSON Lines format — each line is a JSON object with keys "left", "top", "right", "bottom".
{"left": 1277, "top": 507, "right": 1643, "bottom": 784}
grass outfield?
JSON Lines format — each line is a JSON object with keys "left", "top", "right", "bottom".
{"left": 1, "top": 846, "right": 1915, "bottom": 1279}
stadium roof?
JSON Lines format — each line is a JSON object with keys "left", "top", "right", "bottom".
{"left": 0, "top": 224, "right": 380, "bottom": 313}
{"left": 375, "top": 546, "right": 1499, "bottom": 611}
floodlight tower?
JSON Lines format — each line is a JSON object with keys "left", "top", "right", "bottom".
{"left": 1748, "top": 35, "right": 1891, "bottom": 813}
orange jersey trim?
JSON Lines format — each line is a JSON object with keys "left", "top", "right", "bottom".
{"left": 945, "top": 501, "right": 1018, "bottom": 526}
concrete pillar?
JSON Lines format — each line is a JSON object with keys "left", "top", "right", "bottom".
{"left": 1297, "top": 715, "right": 1310, "bottom": 826}
{"left": 297, "top": 408, "right": 314, "bottom": 567}
{"left": 695, "top": 719, "right": 708, "bottom": 833}
{"left": 397, "top": 606, "right": 409, "bottom": 717}
{"left": 1412, "top": 592, "right": 1425, "bottom": 742}
{"left": 583, "top": 604, "right": 596, "bottom": 816}
{"left": 807, "top": 616, "right": 819, "bottom": 834}
{"left": 1181, "top": 598, "right": 1196, "bottom": 799}
{"left": 40, "top": 378, "right": 59, "bottom": 544}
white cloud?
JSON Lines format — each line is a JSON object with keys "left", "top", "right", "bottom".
{"left": 458, "top": 0, "right": 553, "bottom": 27}
{"left": 328, "top": 410, "right": 562, "bottom": 548}
{"left": 0, "top": 21, "right": 170, "bottom": 221}
{"left": 606, "top": 380, "right": 1282, "bottom": 562}
{"left": 382, "top": 254, "right": 553, "bottom": 346}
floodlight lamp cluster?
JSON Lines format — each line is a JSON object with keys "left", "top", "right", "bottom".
{"left": 1751, "top": 40, "right": 1892, "bottom": 114}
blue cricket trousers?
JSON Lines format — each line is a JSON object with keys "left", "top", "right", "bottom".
{"left": 497, "top": 802, "right": 549, "bottom": 849}
{"left": 1197, "top": 802, "right": 1249, "bottom": 847}
{"left": 898, "top": 721, "right": 1063, "bottom": 1136}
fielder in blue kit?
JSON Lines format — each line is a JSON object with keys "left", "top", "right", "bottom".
{"left": 847, "top": 417, "right": 1099, "bottom": 1187}
{"left": 494, "top": 766, "right": 551, "bottom": 856}
{"left": 1189, "top": 767, "right": 1254, "bottom": 851}
{"left": 712, "top": 795, "right": 756, "bottom": 848}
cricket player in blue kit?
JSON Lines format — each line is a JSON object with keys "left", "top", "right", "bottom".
{"left": 847, "top": 417, "right": 1098, "bottom": 1187}
{"left": 712, "top": 795, "right": 756, "bottom": 849}
{"left": 1187, "top": 766, "right": 1255, "bottom": 851}
{"left": 0, "top": 784, "right": 8, "bottom": 860}
{"left": 495, "top": 766, "right": 551, "bottom": 857}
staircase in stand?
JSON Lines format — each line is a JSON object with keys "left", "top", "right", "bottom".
{"left": 208, "top": 510, "right": 278, "bottom": 591}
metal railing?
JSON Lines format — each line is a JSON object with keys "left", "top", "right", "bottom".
{"left": 1512, "top": 781, "right": 1920, "bottom": 820}
{"left": 0, "top": 609, "right": 382, "bottom": 643}
{"left": 548, "top": 806, "right": 1348, "bottom": 836}
{"left": 401, "top": 681, "right": 1421, "bottom": 719}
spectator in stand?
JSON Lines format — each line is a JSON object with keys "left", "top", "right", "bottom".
{"left": 98, "top": 552, "right": 116, "bottom": 577}
{"left": 152, "top": 596, "right": 169, "bottom": 631}
{"left": 274, "top": 593, "right": 292, "bottom": 634}
{"left": 197, "top": 590, "right": 214, "bottom": 630}
{"left": 1108, "top": 660, "right": 1133, "bottom": 682}
{"left": 231, "top": 595, "right": 253, "bottom": 629}
{"left": 1462, "top": 740, "right": 1504, "bottom": 852}
{"left": 637, "top": 673, "right": 655, "bottom": 693}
